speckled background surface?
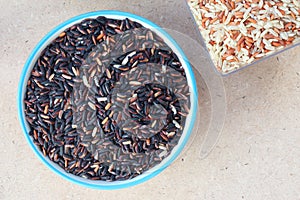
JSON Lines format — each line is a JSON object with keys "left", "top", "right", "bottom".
{"left": 0, "top": 0, "right": 299, "bottom": 199}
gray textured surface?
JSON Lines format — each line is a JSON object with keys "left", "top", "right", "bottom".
{"left": 0, "top": 0, "right": 299, "bottom": 199}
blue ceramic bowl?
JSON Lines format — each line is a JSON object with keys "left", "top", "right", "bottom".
{"left": 17, "top": 10, "right": 198, "bottom": 190}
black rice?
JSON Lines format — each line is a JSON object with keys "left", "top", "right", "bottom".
{"left": 24, "top": 16, "right": 190, "bottom": 181}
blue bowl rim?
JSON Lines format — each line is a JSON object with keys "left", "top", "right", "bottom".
{"left": 17, "top": 10, "right": 198, "bottom": 190}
